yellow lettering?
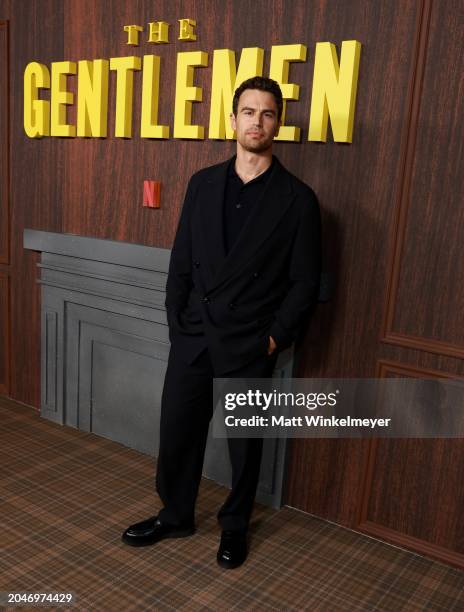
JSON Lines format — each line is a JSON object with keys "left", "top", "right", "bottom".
{"left": 178, "top": 18, "right": 196, "bottom": 41}
{"left": 124, "top": 25, "right": 143, "bottom": 46}
{"left": 23, "top": 40, "right": 362, "bottom": 144}
{"left": 77, "top": 60, "right": 109, "bottom": 137}
{"left": 24, "top": 62, "right": 50, "bottom": 138}
{"left": 209, "top": 48, "right": 263, "bottom": 140}
{"left": 308, "top": 40, "right": 361, "bottom": 142}
{"left": 147, "top": 21, "right": 169, "bottom": 44}
{"left": 173, "top": 51, "right": 208, "bottom": 139}
{"left": 269, "top": 44, "right": 307, "bottom": 142}
{"left": 141, "top": 55, "right": 169, "bottom": 138}
{"left": 50, "top": 61, "right": 76, "bottom": 137}
{"left": 109, "top": 56, "right": 141, "bottom": 138}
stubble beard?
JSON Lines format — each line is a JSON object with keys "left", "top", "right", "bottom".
{"left": 239, "top": 134, "right": 274, "bottom": 154}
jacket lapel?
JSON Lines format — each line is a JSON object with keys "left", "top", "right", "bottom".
{"left": 203, "top": 156, "right": 295, "bottom": 293}
{"left": 198, "top": 159, "right": 229, "bottom": 286}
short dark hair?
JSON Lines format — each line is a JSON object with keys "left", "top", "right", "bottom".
{"left": 232, "top": 76, "right": 283, "bottom": 121}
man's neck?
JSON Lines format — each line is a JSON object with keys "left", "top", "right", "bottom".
{"left": 234, "top": 149, "right": 273, "bottom": 184}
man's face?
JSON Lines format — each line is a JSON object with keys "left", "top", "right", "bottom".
{"left": 230, "top": 89, "right": 281, "bottom": 154}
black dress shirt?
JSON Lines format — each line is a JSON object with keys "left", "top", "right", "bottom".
{"left": 223, "top": 157, "right": 275, "bottom": 254}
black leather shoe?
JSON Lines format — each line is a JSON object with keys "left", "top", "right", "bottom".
{"left": 217, "top": 530, "right": 248, "bottom": 569}
{"left": 121, "top": 515, "right": 195, "bottom": 547}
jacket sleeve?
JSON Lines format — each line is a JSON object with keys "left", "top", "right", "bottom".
{"left": 269, "top": 189, "right": 321, "bottom": 349}
{"left": 165, "top": 176, "right": 197, "bottom": 322}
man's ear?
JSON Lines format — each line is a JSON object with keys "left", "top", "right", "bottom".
{"left": 230, "top": 112, "right": 237, "bottom": 131}
{"left": 274, "top": 119, "right": 281, "bottom": 138}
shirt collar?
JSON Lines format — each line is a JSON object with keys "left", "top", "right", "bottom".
{"left": 228, "top": 155, "right": 275, "bottom": 185}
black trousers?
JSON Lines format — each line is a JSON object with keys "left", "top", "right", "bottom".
{"left": 156, "top": 344, "right": 278, "bottom": 532}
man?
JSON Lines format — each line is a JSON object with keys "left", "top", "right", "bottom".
{"left": 122, "top": 76, "right": 321, "bottom": 569}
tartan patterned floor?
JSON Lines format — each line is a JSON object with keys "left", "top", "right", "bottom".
{"left": 1, "top": 395, "right": 463, "bottom": 611}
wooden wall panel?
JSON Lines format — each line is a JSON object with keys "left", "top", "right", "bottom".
{"left": 383, "top": 0, "right": 464, "bottom": 358}
{"left": 0, "top": 17, "right": 9, "bottom": 395}
{"left": 362, "top": 438, "right": 464, "bottom": 563}
{"left": 0, "top": 20, "right": 8, "bottom": 264}
{"left": 285, "top": 0, "right": 464, "bottom": 570}
{"left": 359, "top": 0, "right": 464, "bottom": 568}
{"left": 359, "top": 361, "right": 464, "bottom": 567}
{"left": 286, "top": 0, "right": 423, "bottom": 523}
{"left": 9, "top": 1, "right": 64, "bottom": 405}
{"left": 7, "top": 0, "right": 421, "bottom": 408}
{"left": 0, "top": 272, "right": 9, "bottom": 394}
{"left": 58, "top": 0, "right": 419, "bottom": 261}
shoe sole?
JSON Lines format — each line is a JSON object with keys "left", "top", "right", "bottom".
{"left": 122, "top": 527, "right": 195, "bottom": 547}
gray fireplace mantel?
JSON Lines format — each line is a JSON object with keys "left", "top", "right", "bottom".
{"left": 24, "top": 229, "right": 293, "bottom": 509}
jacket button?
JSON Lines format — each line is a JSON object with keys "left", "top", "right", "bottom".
{"left": 194, "top": 261, "right": 200, "bottom": 268}
{"left": 202, "top": 296, "right": 210, "bottom": 304}
{"left": 228, "top": 302, "right": 236, "bottom": 310}
{"left": 253, "top": 271, "right": 259, "bottom": 278}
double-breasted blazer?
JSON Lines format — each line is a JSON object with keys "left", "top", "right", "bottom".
{"left": 165, "top": 155, "right": 321, "bottom": 375}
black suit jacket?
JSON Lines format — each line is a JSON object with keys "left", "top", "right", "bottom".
{"left": 165, "top": 155, "right": 321, "bottom": 375}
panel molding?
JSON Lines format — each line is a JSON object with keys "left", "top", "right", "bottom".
{"left": 382, "top": 333, "right": 464, "bottom": 360}
{"left": 356, "top": 359, "right": 463, "bottom": 569}
{"left": 42, "top": 310, "right": 58, "bottom": 411}
{"left": 376, "top": 359, "right": 459, "bottom": 380}
{"left": 378, "top": 0, "right": 462, "bottom": 358}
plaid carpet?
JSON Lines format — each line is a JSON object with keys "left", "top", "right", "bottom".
{"left": 1, "top": 396, "right": 463, "bottom": 611}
